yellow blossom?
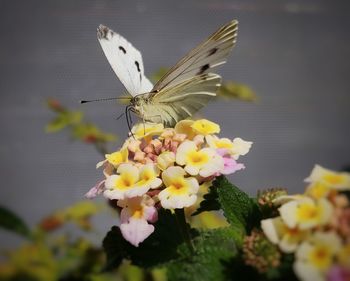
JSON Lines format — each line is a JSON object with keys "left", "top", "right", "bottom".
{"left": 305, "top": 182, "right": 332, "bottom": 199}
{"left": 191, "top": 119, "right": 220, "bottom": 135}
{"left": 158, "top": 166, "right": 199, "bottom": 209}
{"left": 157, "top": 151, "right": 175, "bottom": 170}
{"left": 261, "top": 217, "right": 310, "bottom": 253}
{"left": 105, "top": 147, "right": 129, "bottom": 167}
{"left": 176, "top": 140, "right": 224, "bottom": 177}
{"left": 131, "top": 122, "right": 164, "bottom": 141}
{"left": 279, "top": 197, "right": 333, "bottom": 230}
{"left": 305, "top": 165, "right": 350, "bottom": 190}
{"left": 174, "top": 120, "right": 196, "bottom": 139}
{"left": 294, "top": 232, "right": 341, "bottom": 281}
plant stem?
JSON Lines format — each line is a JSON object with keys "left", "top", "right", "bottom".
{"left": 174, "top": 208, "right": 194, "bottom": 253}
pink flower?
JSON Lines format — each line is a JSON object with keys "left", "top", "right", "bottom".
{"left": 117, "top": 196, "right": 158, "bottom": 247}
{"left": 327, "top": 266, "right": 350, "bottom": 281}
{"left": 217, "top": 149, "right": 245, "bottom": 175}
{"left": 85, "top": 180, "right": 105, "bottom": 199}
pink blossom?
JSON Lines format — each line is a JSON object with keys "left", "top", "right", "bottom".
{"left": 85, "top": 180, "right": 105, "bottom": 199}
{"left": 216, "top": 149, "right": 245, "bottom": 175}
{"left": 118, "top": 196, "right": 158, "bottom": 246}
{"left": 327, "top": 266, "right": 350, "bottom": 281}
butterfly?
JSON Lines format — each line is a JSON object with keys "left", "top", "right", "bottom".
{"left": 96, "top": 20, "right": 238, "bottom": 128}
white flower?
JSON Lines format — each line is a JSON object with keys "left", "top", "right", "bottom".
{"left": 305, "top": 165, "right": 350, "bottom": 190}
{"left": 158, "top": 166, "right": 199, "bottom": 209}
{"left": 261, "top": 217, "right": 310, "bottom": 253}
{"left": 294, "top": 232, "right": 342, "bottom": 281}
{"left": 176, "top": 140, "right": 224, "bottom": 177}
{"left": 279, "top": 197, "right": 333, "bottom": 230}
{"left": 206, "top": 136, "right": 252, "bottom": 160}
{"left": 104, "top": 163, "right": 161, "bottom": 200}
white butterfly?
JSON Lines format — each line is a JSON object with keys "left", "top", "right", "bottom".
{"left": 97, "top": 20, "right": 238, "bottom": 128}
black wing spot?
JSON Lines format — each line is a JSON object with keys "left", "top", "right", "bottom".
{"left": 119, "top": 46, "right": 126, "bottom": 54}
{"left": 208, "top": 48, "right": 218, "bottom": 56}
{"left": 135, "top": 61, "right": 141, "bottom": 72}
{"left": 198, "top": 64, "right": 210, "bottom": 75}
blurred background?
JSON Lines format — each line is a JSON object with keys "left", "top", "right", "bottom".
{"left": 0, "top": 0, "right": 349, "bottom": 257}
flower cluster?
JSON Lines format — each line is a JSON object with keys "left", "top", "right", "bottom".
{"left": 86, "top": 119, "right": 252, "bottom": 246}
{"left": 261, "top": 165, "right": 350, "bottom": 281}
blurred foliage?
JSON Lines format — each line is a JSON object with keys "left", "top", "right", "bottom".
{"left": 0, "top": 206, "right": 31, "bottom": 238}
{"left": 46, "top": 98, "right": 117, "bottom": 154}
{"left": 0, "top": 201, "right": 168, "bottom": 281}
{"left": 151, "top": 67, "right": 257, "bottom": 102}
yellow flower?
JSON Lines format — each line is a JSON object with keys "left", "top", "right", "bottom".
{"left": 305, "top": 182, "right": 332, "bottom": 199}
{"left": 104, "top": 164, "right": 161, "bottom": 200}
{"left": 158, "top": 166, "right": 199, "bottom": 209}
{"left": 338, "top": 243, "right": 350, "bottom": 267}
{"left": 176, "top": 140, "right": 224, "bottom": 177}
{"left": 261, "top": 217, "right": 310, "bottom": 253}
{"left": 206, "top": 136, "right": 252, "bottom": 159}
{"left": 279, "top": 197, "right": 333, "bottom": 230}
{"left": 157, "top": 151, "right": 175, "bottom": 170}
{"left": 191, "top": 119, "right": 220, "bottom": 135}
{"left": 294, "top": 232, "right": 341, "bottom": 281}
{"left": 131, "top": 122, "right": 164, "bottom": 141}
{"left": 305, "top": 165, "right": 350, "bottom": 190}
{"left": 105, "top": 147, "right": 129, "bottom": 167}
{"left": 174, "top": 120, "right": 196, "bottom": 139}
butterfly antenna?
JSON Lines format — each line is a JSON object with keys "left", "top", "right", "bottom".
{"left": 80, "top": 97, "right": 130, "bottom": 104}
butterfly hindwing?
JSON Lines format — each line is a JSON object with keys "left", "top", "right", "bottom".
{"left": 151, "top": 20, "right": 238, "bottom": 93}
{"left": 143, "top": 73, "right": 221, "bottom": 127}
{"left": 97, "top": 25, "right": 153, "bottom": 96}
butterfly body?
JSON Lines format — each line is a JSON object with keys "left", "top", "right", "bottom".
{"left": 97, "top": 21, "right": 238, "bottom": 127}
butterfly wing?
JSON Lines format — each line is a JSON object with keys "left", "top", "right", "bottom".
{"left": 97, "top": 25, "right": 153, "bottom": 96}
{"left": 143, "top": 73, "right": 221, "bottom": 127}
{"left": 151, "top": 20, "right": 238, "bottom": 92}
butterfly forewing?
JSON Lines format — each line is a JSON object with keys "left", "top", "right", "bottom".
{"left": 97, "top": 25, "right": 153, "bottom": 96}
{"left": 151, "top": 20, "right": 238, "bottom": 93}
{"left": 143, "top": 73, "right": 221, "bottom": 127}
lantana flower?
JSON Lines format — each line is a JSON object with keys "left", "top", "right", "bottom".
{"left": 279, "top": 197, "right": 333, "bottom": 230}
{"left": 87, "top": 118, "right": 251, "bottom": 246}
{"left": 176, "top": 140, "right": 224, "bottom": 177}
{"left": 191, "top": 119, "right": 220, "bottom": 135}
{"left": 261, "top": 217, "right": 310, "bottom": 253}
{"left": 158, "top": 166, "right": 199, "bottom": 209}
{"left": 305, "top": 165, "right": 350, "bottom": 190}
{"left": 294, "top": 232, "right": 342, "bottom": 281}
{"left": 104, "top": 163, "right": 161, "bottom": 200}
{"left": 118, "top": 196, "right": 158, "bottom": 247}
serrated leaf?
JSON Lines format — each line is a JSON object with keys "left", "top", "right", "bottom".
{"left": 215, "top": 176, "right": 261, "bottom": 237}
{"left": 166, "top": 227, "right": 238, "bottom": 281}
{"left": 103, "top": 209, "right": 195, "bottom": 270}
{"left": 192, "top": 185, "right": 220, "bottom": 216}
{"left": 0, "top": 206, "right": 31, "bottom": 238}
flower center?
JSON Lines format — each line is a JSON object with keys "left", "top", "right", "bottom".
{"left": 323, "top": 173, "right": 345, "bottom": 185}
{"left": 187, "top": 150, "right": 209, "bottom": 166}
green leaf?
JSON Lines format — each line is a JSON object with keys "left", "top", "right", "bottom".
{"left": 192, "top": 185, "right": 220, "bottom": 216}
{"left": 218, "top": 81, "right": 257, "bottom": 102}
{"left": 215, "top": 176, "right": 261, "bottom": 237}
{"left": 0, "top": 206, "right": 31, "bottom": 238}
{"left": 166, "top": 227, "right": 238, "bottom": 281}
{"left": 103, "top": 209, "right": 195, "bottom": 270}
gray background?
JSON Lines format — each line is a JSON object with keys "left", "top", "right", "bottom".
{"left": 1, "top": 0, "right": 349, "bottom": 248}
